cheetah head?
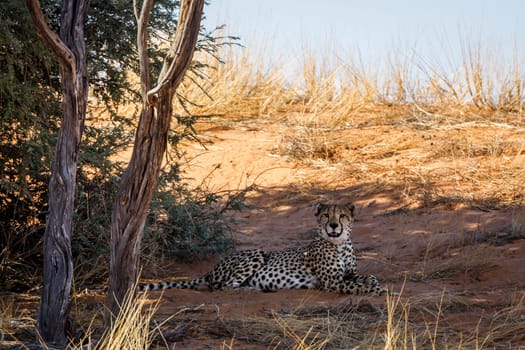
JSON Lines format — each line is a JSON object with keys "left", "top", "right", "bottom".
{"left": 314, "top": 203, "right": 355, "bottom": 245}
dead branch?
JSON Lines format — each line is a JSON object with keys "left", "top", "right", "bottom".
{"left": 24, "top": 0, "right": 76, "bottom": 75}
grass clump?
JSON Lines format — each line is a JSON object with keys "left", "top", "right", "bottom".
{"left": 511, "top": 207, "right": 525, "bottom": 239}
{"left": 92, "top": 292, "right": 158, "bottom": 350}
{"left": 278, "top": 120, "right": 339, "bottom": 162}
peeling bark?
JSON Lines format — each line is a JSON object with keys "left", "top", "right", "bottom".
{"left": 25, "top": 0, "right": 89, "bottom": 346}
{"left": 105, "top": 0, "right": 204, "bottom": 324}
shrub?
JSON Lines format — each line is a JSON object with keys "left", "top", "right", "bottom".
{"left": 0, "top": 0, "right": 241, "bottom": 290}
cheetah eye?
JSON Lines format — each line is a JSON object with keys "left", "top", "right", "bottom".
{"left": 340, "top": 214, "right": 347, "bottom": 219}
{"left": 322, "top": 213, "right": 329, "bottom": 218}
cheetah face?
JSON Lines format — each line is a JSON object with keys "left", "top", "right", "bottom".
{"left": 314, "top": 203, "right": 355, "bottom": 244}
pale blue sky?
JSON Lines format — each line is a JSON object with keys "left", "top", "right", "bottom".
{"left": 203, "top": 1, "right": 524, "bottom": 73}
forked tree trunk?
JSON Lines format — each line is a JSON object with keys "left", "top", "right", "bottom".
{"left": 25, "top": 0, "right": 89, "bottom": 346}
{"left": 105, "top": 0, "right": 204, "bottom": 324}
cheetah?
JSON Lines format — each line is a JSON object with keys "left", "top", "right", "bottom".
{"left": 137, "top": 203, "right": 385, "bottom": 295}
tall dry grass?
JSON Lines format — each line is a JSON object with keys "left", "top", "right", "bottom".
{"left": 89, "top": 291, "right": 158, "bottom": 350}
{"left": 178, "top": 38, "right": 524, "bottom": 122}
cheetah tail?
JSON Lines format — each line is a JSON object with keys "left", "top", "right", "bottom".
{"left": 137, "top": 277, "right": 206, "bottom": 292}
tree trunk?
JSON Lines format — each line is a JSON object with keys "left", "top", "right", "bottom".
{"left": 25, "top": 0, "right": 89, "bottom": 346}
{"left": 106, "top": 0, "right": 204, "bottom": 324}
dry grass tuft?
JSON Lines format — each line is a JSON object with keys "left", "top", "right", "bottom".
{"left": 479, "top": 293, "right": 525, "bottom": 348}
{"left": 511, "top": 207, "right": 525, "bottom": 238}
{"left": 0, "top": 295, "right": 39, "bottom": 347}
{"left": 210, "top": 304, "right": 383, "bottom": 349}
{"left": 178, "top": 47, "right": 295, "bottom": 118}
{"left": 180, "top": 38, "right": 525, "bottom": 123}
{"left": 67, "top": 290, "right": 165, "bottom": 350}
{"left": 4, "top": 290, "right": 523, "bottom": 349}
{"left": 277, "top": 118, "right": 339, "bottom": 161}
{"left": 424, "top": 245, "right": 499, "bottom": 280}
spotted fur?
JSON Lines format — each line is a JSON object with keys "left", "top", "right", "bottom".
{"left": 137, "top": 203, "right": 385, "bottom": 296}
{"left": 137, "top": 249, "right": 268, "bottom": 291}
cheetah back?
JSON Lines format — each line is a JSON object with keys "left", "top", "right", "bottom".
{"left": 248, "top": 246, "right": 317, "bottom": 291}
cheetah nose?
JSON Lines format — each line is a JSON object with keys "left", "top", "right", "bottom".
{"left": 329, "top": 223, "right": 338, "bottom": 229}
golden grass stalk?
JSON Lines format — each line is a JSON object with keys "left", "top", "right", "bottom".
{"left": 274, "top": 314, "right": 329, "bottom": 350}
{"left": 0, "top": 296, "right": 40, "bottom": 348}
{"left": 382, "top": 286, "right": 416, "bottom": 350}
{"left": 178, "top": 44, "right": 294, "bottom": 118}
{"left": 88, "top": 291, "right": 160, "bottom": 350}
{"left": 475, "top": 292, "right": 525, "bottom": 349}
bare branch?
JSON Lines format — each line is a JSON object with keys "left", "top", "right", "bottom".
{"left": 136, "top": 0, "right": 155, "bottom": 102}
{"left": 24, "top": 0, "right": 76, "bottom": 74}
{"left": 133, "top": 0, "right": 139, "bottom": 22}
{"left": 146, "top": 0, "right": 205, "bottom": 103}
{"left": 106, "top": 0, "right": 205, "bottom": 323}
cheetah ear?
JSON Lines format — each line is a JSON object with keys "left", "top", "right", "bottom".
{"left": 313, "top": 202, "right": 325, "bottom": 216}
{"left": 346, "top": 203, "right": 355, "bottom": 217}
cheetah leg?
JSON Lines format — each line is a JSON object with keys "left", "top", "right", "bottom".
{"left": 222, "top": 267, "right": 264, "bottom": 289}
{"left": 340, "top": 274, "right": 386, "bottom": 295}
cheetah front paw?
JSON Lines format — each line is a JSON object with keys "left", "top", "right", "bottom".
{"left": 365, "top": 275, "right": 385, "bottom": 296}
{"left": 364, "top": 275, "right": 379, "bottom": 286}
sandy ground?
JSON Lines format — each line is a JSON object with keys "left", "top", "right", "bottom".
{"left": 135, "top": 116, "right": 525, "bottom": 349}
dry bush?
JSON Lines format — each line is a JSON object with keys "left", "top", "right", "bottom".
{"left": 278, "top": 127, "right": 338, "bottom": 161}
{"left": 276, "top": 113, "right": 341, "bottom": 162}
